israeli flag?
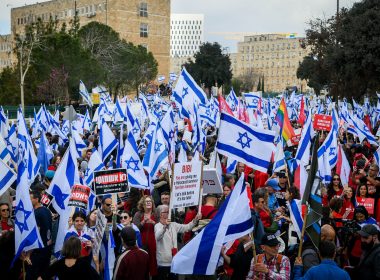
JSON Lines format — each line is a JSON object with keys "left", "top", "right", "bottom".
{"left": 226, "top": 158, "right": 237, "bottom": 174}
{"left": 13, "top": 158, "right": 44, "bottom": 265}
{"left": 116, "top": 124, "right": 124, "bottom": 168}
{"left": 161, "top": 108, "right": 176, "bottom": 161}
{"left": 47, "top": 138, "right": 79, "bottom": 255}
{"left": 37, "top": 132, "right": 54, "bottom": 176}
{"left": 0, "top": 158, "right": 16, "bottom": 196}
{"left": 113, "top": 98, "right": 125, "bottom": 124}
{"left": 83, "top": 109, "right": 92, "bottom": 131}
{"left": 0, "top": 106, "right": 9, "bottom": 140}
{"left": 143, "top": 124, "right": 168, "bottom": 181}
{"left": 244, "top": 92, "right": 261, "bottom": 109}
{"left": 169, "top": 72, "right": 178, "bottom": 82}
{"left": 294, "top": 110, "right": 315, "bottom": 170}
{"left": 199, "top": 103, "right": 217, "bottom": 126}
{"left": 79, "top": 80, "right": 93, "bottom": 107}
{"left": 72, "top": 130, "right": 87, "bottom": 159}
{"left": 171, "top": 90, "right": 190, "bottom": 119}
{"left": 171, "top": 173, "right": 253, "bottom": 275}
{"left": 84, "top": 148, "right": 105, "bottom": 187}
{"left": 101, "top": 227, "right": 116, "bottom": 280}
{"left": 157, "top": 75, "right": 166, "bottom": 83}
{"left": 0, "top": 134, "right": 11, "bottom": 163}
{"left": 287, "top": 199, "right": 303, "bottom": 239}
{"left": 17, "top": 109, "right": 39, "bottom": 184}
{"left": 173, "top": 68, "right": 208, "bottom": 112}
{"left": 216, "top": 113, "right": 275, "bottom": 173}
{"left": 5, "top": 124, "right": 18, "bottom": 162}
{"left": 98, "top": 118, "right": 118, "bottom": 162}
{"left": 226, "top": 88, "right": 239, "bottom": 111}
{"left": 273, "top": 141, "right": 286, "bottom": 172}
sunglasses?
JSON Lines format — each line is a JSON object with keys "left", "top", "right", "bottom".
{"left": 333, "top": 178, "right": 340, "bottom": 181}
{"left": 105, "top": 203, "right": 112, "bottom": 207}
{"left": 120, "top": 216, "right": 129, "bottom": 220}
{"left": 1, "top": 209, "right": 9, "bottom": 212}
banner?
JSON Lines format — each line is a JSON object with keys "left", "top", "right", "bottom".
{"left": 40, "top": 192, "right": 54, "bottom": 209}
{"left": 92, "top": 210, "right": 108, "bottom": 256}
{"left": 357, "top": 197, "right": 375, "bottom": 215}
{"left": 68, "top": 184, "right": 91, "bottom": 209}
{"left": 94, "top": 168, "right": 129, "bottom": 195}
{"left": 313, "top": 114, "right": 332, "bottom": 131}
{"left": 202, "top": 168, "right": 223, "bottom": 194}
{"left": 170, "top": 161, "right": 202, "bottom": 209}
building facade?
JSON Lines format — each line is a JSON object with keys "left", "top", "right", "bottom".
{"left": 10, "top": 0, "right": 170, "bottom": 76}
{"left": 0, "top": 35, "right": 13, "bottom": 71}
{"left": 170, "top": 14, "right": 204, "bottom": 74}
{"left": 234, "top": 34, "right": 309, "bottom": 92}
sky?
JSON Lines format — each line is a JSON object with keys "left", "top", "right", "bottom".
{"left": 1, "top": 0, "right": 360, "bottom": 52}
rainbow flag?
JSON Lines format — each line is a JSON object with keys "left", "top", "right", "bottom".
{"left": 275, "top": 98, "right": 295, "bottom": 142}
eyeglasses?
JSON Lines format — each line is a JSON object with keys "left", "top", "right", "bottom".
{"left": 161, "top": 211, "right": 169, "bottom": 214}
{"left": 120, "top": 216, "right": 129, "bottom": 220}
{"left": 333, "top": 178, "right": 340, "bottom": 181}
{"left": 1, "top": 209, "right": 9, "bottom": 212}
{"left": 145, "top": 200, "right": 152, "bottom": 203}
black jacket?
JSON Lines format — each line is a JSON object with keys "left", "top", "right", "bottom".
{"left": 354, "top": 243, "right": 380, "bottom": 280}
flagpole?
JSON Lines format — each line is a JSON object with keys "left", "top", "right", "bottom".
{"left": 250, "top": 232, "right": 257, "bottom": 264}
{"left": 168, "top": 163, "right": 174, "bottom": 221}
{"left": 198, "top": 162, "right": 204, "bottom": 215}
{"left": 297, "top": 204, "right": 308, "bottom": 258}
{"left": 284, "top": 161, "right": 291, "bottom": 191}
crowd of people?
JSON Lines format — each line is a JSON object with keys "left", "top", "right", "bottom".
{"left": 1, "top": 85, "right": 380, "bottom": 280}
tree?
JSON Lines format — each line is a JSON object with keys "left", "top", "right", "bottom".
{"left": 0, "top": 67, "right": 20, "bottom": 105}
{"left": 297, "top": 0, "right": 380, "bottom": 98}
{"left": 257, "top": 77, "right": 261, "bottom": 91}
{"left": 183, "top": 42, "right": 232, "bottom": 94}
{"left": 261, "top": 76, "right": 265, "bottom": 93}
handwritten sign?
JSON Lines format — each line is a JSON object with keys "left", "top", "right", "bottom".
{"left": 313, "top": 114, "right": 332, "bottom": 131}
{"left": 170, "top": 161, "right": 202, "bottom": 209}
{"left": 202, "top": 168, "right": 223, "bottom": 194}
{"left": 92, "top": 210, "right": 107, "bottom": 257}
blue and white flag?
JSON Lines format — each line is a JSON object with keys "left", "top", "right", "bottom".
{"left": 98, "top": 118, "right": 118, "bottom": 162}
{"left": 226, "top": 88, "right": 239, "bottom": 112}
{"left": 72, "top": 130, "right": 87, "bottom": 159}
{"left": 226, "top": 158, "right": 237, "bottom": 174}
{"left": 173, "top": 68, "right": 208, "bottom": 112}
{"left": 374, "top": 146, "right": 380, "bottom": 166}
{"left": 0, "top": 106, "right": 9, "bottom": 140}
{"left": 17, "top": 109, "right": 40, "bottom": 184}
{"left": 216, "top": 113, "right": 275, "bottom": 173}
{"left": 84, "top": 148, "right": 105, "bottom": 187}
{"left": 157, "top": 75, "right": 166, "bottom": 83}
{"left": 169, "top": 72, "right": 178, "bottom": 82}
{"left": 5, "top": 124, "right": 17, "bottom": 162}
{"left": 122, "top": 132, "right": 149, "bottom": 189}
{"left": 113, "top": 98, "right": 125, "bottom": 124}
{"left": 171, "top": 173, "right": 253, "bottom": 275}
{"left": 102, "top": 227, "right": 116, "bottom": 280}
{"left": 47, "top": 138, "right": 79, "bottom": 255}
{"left": 83, "top": 109, "right": 92, "bottom": 131}
{"left": 0, "top": 134, "right": 11, "bottom": 163}
{"left": 0, "top": 158, "right": 16, "bottom": 196}
{"left": 79, "top": 80, "right": 93, "bottom": 107}
{"left": 143, "top": 124, "right": 168, "bottom": 181}
{"left": 273, "top": 141, "right": 286, "bottom": 172}
{"left": 287, "top": 199, "right": 303, "bottom": 239}
{"left": 13, "top": 159, "right": 44, "bottom": 265}
{"left": 116, "top": 124, "right": 124, "bottom": 168}
{"left": 244, "top": 92, "right": 261, "bottom": 109}
{"left": 37, "top": 133, "right": 53, "bottom": 176}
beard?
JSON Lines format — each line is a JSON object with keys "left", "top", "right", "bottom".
{"left": 361, "top": 240, "right": 374, "bottom": 251}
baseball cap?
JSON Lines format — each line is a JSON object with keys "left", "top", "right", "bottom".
{"left": 358, "top": 224, "right": 379, "bottom": 237}
{"left": 266, "top": 179, "right": 281, "bottom": 191}
{"left": 261, "top": 233, "right": 280, "bottom": 246}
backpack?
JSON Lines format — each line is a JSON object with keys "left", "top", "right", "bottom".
{"left": 257, "top": 253, "right": 283, "bottom": 273}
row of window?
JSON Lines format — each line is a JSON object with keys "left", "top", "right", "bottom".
{"left": 171, "top": 44, "right": 200, "bottom": 50}
{"left": 171, "top": 37, "right": 202, "bottom": 43}
{"left": 240, "top": 52, "right": 303, "bottom": 61}
{"left": 171, "top": 50, "right": 197, "bottom": 57}
{"left": 239, "top": 42, "right": 300, "bottom": 52}
{"left": 172, "top": 20, "right": 202, "bottom": 25}
{"left": 0, "top": 45, "right": 11, "bottom": 52}
{"left": 171, "top": 30, "right": 202, "bottom": 35}
{"left": 16, "top": 1, "right": 148, "bottom": 26}
{"left": 0, "top": 59, "right": 12, "bottom": 66}
{"left": 171, "top": 25, "right": 202, "bottom": 30}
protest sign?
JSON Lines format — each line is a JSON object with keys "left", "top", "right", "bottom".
{"left": 202, "top": 168, "right": 222, "bottom": 194}
{"left": 94, "top": 168, "right": 129, "bottom": 195}
{"left": 288, "top": 128, "right": 302, "bottom": 146}
{"left": 68, "top": 184, "right": 91, "bottom": 210}
{"left": 357, "top": 197, "right": 375, "bottom": 215}
{"left": 92, "top": 210, "right": 107, "bottom": 256}
{"left": 40, "top": 192, "right": 54, "bottom": 209}
{"left": 170, "top": 161, "right": 202, "bottom": 209}
{"left": 313, "top": 114, "right": 332, "bottom": 131}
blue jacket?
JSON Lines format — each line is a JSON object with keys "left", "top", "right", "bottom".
{"left": 293, "top": 259, "right": 350, "bottom": 280}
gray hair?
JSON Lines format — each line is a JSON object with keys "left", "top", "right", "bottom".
{"left": 157, "top": 204, "right": 169, "bottom": 216}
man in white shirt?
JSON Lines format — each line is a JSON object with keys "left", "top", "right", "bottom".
{"left": 154, "top": 204, "right": 201, "bottom": 280}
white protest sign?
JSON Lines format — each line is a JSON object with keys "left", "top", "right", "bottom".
{"left": 202, "top": 168, "right": 223, "bottom": 194}
{"left": 170, "top": 160, "right": 202, "bottom": 209}
{"left": 92, "top": 210, "right": 107, "bottom": 256}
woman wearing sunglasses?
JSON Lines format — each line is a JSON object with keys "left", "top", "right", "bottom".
{"left": 0, "top": 203, "right": 13, "bottom": 234}
{"left": 116, "top": 211, "right": 142, "bottom": 249}
{"left": 323, "top": 174, "right": 343, "bottom": 206}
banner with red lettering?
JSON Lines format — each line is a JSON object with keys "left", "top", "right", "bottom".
{"left": 93, "top": 168, "right": 129, "bottom": 195}
{"left": 170, "top": 161, "right": 202, "bottom": 209}
{"left": 68, "top": 184, "right": 91, "bottom": 209}
{"left": 357, "top": 197, "right": 375, "bottom": 215}
{"left": 313, "top": 114, "right": 332, "bottom": 131}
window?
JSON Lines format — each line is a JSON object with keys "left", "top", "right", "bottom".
{"left": 140, "top": 23, "right": 148, "bottom": 37}
{"left": 139, "top": 2, "right": 148, "bottom": 17}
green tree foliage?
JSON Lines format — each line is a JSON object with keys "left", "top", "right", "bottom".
{"left": 183, "top": 42, "right": 232, "bottom": 93}
{"left": 297, "top": 0, "right": 380, "bottom": 98}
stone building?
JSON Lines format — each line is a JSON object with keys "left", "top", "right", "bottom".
{"left": 233, "top": 33, "right": 309, "bottom": 92}
{"left": 0, "top": 35, "right": 13, "bottom": 72}
{"left": 10, "top": 0, "right": 170, "bottom": 76}
{"left": 170, "top": 13, "right": 204, "bottom": 74}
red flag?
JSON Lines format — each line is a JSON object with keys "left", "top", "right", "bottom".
{"left": 218, "top": 95, "right": 234, "bottom": 115}
{"left": 246, "top": 186, "right": 254, "bottom": 209}
{"left": 363, "top": 115, "right": 373, "bottom": 133}
{"left": 298, "top": 96, "right": 306, "bottom": 125}
{"left": 238, "top": 100, "right": 250, "bottom": 124}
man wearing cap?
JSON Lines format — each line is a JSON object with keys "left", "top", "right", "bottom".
{"left": 246, "top": 233, "right": 291, "bottom": 280}
{"left": 352, "top": 224, "right": 380, "bottom": 279}
{"left": 266, "top": 179, "right": 280, "bottom": 212}
{"left": 114, "top": 226, "right": 150, "bottom": 280}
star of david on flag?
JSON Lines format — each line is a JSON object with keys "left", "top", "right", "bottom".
{"left": 237, "top": 132, "right": 252, "bottom": 149}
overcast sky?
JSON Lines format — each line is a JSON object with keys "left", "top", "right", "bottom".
{"left": 1, "top": 0, "right": 360, "bottom": 52}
